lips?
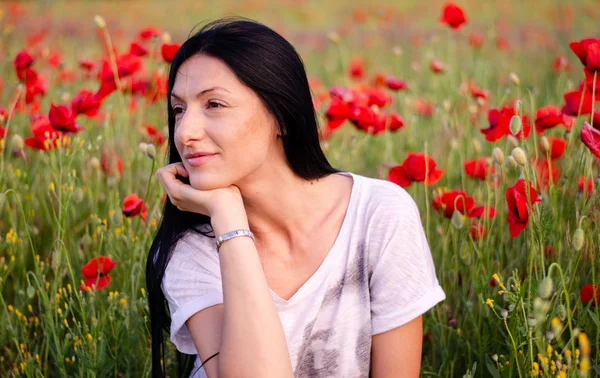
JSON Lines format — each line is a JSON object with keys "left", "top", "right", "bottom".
{"left": 184, "top": 152, "right": 218, "bottom": 167}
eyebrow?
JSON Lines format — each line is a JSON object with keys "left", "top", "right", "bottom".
{"left": 170, "top": 86, "right": 230, "bottom": 101}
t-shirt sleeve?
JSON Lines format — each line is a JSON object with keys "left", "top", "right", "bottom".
{"left": 161, "top": 232, "right": 223, "bottom": 354}
{"left": 368, "top": 183, "right": 446, "bottom": 335}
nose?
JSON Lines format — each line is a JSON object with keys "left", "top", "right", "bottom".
{"left": 175, "top": 109, "right": 207, "bottom": 147}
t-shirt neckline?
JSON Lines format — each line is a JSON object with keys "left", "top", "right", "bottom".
{"left": 269, "top": 171, "right": 360, "bottom": 307}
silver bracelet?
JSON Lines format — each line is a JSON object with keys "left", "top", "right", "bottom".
{"left": 215, "top": 229, "right": 255, "bottom": 251}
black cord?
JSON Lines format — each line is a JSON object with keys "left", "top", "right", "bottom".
{"left": 199, "top": 352, "right": 219, "bottom": 369}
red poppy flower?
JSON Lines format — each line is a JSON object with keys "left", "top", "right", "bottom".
{"left": 79, "top": 256, "right": 118, "bottom": 291}
{"left": 48, "top": 103, "right": 81, "bottom": 133}
{"left": 430, "top": 59, "right": 446, "bottom": 74}
{"left": 364, "top": 87, "right": 391, "bottom": 108}
{"left": 138, "top": 26, "right": 161, "bottom": 41}
{"left": 539, "top": 137, "right": 567, "bottom": 160}
{"left": 71, "top": 89, "right": 101, "bottom": 117}
{"left": 161, "top": 43, "right": 180, "bottom": 63}
{"left": 129, "top": 41, "right": 149, "bottom": 57}
{"left": 386, "top": 112, "right": 405, "bottom": 132}
{"left": 101, "top": 150, "right": 124, "bottom": 177}
{"left": 0, "top": 126, "right": 7, "bottom": 139}
{"left": 464, "top": 157, "right": 494, "bottom": 181}
{"left": 469, "top": 222, "right": 487, "bottom": 240}
{"left": 145, "top": 124, "right": 165, "bottom": 146}
{"left": 432, "top": 190, "right": 475, "bottom": 218}
{"left": 385, "top": 76, "right": 407, "bottom": 91}
{"left": 122, "top": 193, "right": 148, "bottom": 221}
{"left": 580, "top": 284, "right": 600, "bottom": 305}
{"left": 569, "top": 38, "right": 600, "bottom": 72}
{"left": 348, "top": 58, "right": 365, "bottom": 79}
{"left": 13, "top": 50, "right": 34, "bottom": 71}
{"left": 388, "top": 153, "right": 444, "bottom": 187}
{"left": 552, "top": 54, "right": 571, "bottom": 73}
{"left": 466, "top": 80, "right": 490, "bottom": 100}
{"left": 561, "top": 87, "right": 599, "bottom": 116}
{"left": 506, "top": 179, "right": 541, "bottom": 237}
{"left": 439, "top": 3, "right": 467, "bottom": 30}
{"left": 578, "top": 176, "right": 594, "bottom": 194}
{"left": 532, "top": 157, "right": 561, "bottom": 191}
{"left": 581, "top": 121, "right": 600, "bottom": 159}
{"left": 24, "top": 117, "right": 61, "bottom": 151}
{"left": 414, "top": 98, "right": 434, "bottom": 117}
{"left": 79, "top": 58, "right": 96, "bottom": 71}
{"left": 481, "top": 106, "right": 531, "bottom": 142}
{"left": 324, "top": 97, "right": 351, "bottom": 130}
{"left": 534, "top": 105, "right": 574, "bottom": 134}
{"left": 468, "top": 32, "right": 484, "bottom": 49}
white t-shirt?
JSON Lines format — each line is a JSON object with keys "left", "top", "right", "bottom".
{"left": 161, "top": 171, "right": 446, "bottom": 377}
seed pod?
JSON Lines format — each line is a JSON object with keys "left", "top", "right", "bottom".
{"left": 500, "top": 309, "right": 508, "bottom": 318}
{"left": 540, "top": 136, "right": 551, "bottom": 153}
{"left": 145, "top": 144, "right": 156, "bottom": 160}
{"left": 573, "top": 228, "right": 584, "bottom": 251}
{"left": 89, "top": 157, "right": 100, "bottom": 170}
{"left": 538, "top": 277, "right": 554, "bottom": 299}
{"left": 492, "top": 147, "right": 505, "bottom": 165}
{"left": 509, "top": 73, "right": 520, "bottom": 87}
{"left": 514, "top": 100, "right": 522, "bottom": 116}
{"left": 451, "top": 209, "right": 465, "bottom": 229}
{"left": 472, "top": 139, "right": 481, "bottom": 154}
{"left": 94, "top": 15, "right": 106, "bottom": 29}
{"left": 511, "top": 147, "right": 527, "bottom": 166}
{"left": 509, "top": 115, "right": 522, "bottom": 135}
{"left": 11, "top": 134, "right": 24, "bottom": 150}
{"left": 528, "top": 316, "right": 537, "bottom": 327}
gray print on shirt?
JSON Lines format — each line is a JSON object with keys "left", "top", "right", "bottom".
{"left": 294, "top": 243, "right": 371, "bottom": 377}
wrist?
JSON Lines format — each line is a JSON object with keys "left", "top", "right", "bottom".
{"left": 211, "top": 209, "right": 250, "bottom": 238}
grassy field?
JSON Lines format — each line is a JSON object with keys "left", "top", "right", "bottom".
{"left": 1, "top": 0, "right": 599, "bottom": 376}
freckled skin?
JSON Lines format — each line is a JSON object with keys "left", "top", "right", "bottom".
{"left": 171, "top": 54, "right": 281, "bottom": 191}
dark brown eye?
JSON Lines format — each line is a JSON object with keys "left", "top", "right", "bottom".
{"left": 172, "top": 106, "right": 184, "bottom": 115}
{"left": 207, "top": 101, "right": 224, "bottom": 109}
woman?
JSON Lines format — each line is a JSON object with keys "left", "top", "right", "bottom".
{"left": 146, "top": 18, "right": 446, "bottom": 378}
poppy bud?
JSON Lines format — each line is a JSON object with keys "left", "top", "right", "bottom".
{"left": 0, "top": 193, "right": 5, "bottom": 210}
{"left": 514, "top": 100, "right": 522, "bottom": 116}
{"left": 443, "top": 99, "right": 451, "bottom": 112}
{"left": 528, "top": 317, "right": 537, "bottom": 327}
{"left": 500, "top": 309, "right": 508, "bottom": 318}
{"left": 138, "top": 142, "right": 148, "bottom": 153}
{"left": 145, "top": 144, "right": 156, "bottom": 160}
{"left": 94, "top": 15, "right": 106, "bottom": 29}
{"left": 509, "top": 115, "right": 522, "bottom": 135}
{"left": 511, "top": 147, "right": 527, "bottom": 166}
{"left": 538, "top": 277, "right": 554, "bottom": 299}
{"left": 493, "top": 147, "right": 505, "bottom": 165}
{"left": 540, "top": 136, "right": 550, "bottom": 153}
{"left": 161, "top": 32, "right": 171, "bottom": 44}
{"left": 326, "top": 32, "right": 340, "bottom": 43}
{"left": 451, "top": 209, "right": 465, "bottom": 229}
{"left": 573, "top": 228, "right": 585, "bottom": 251}
{"left": 507, "top": 135, "right": 519, "bottom": 147}
{"left": 509, "top": 72, "right": 520, "bottom": 86}
{"left": 492, "top": 354, "right": 498, "bottom": 362}
{"left": 89, "top": 157, "right": 100, "bottom": 170}
{"left": 558, "top": 304, "right": 566, "bottom": 321}
{"left": 11, "top": 134, "right": 24, "bottom": 150}
{"left": 472, "top": 139, "right": 481, "bottom": 154}
{"left": 507, "top": 155, "right": 518, "bottom": 169}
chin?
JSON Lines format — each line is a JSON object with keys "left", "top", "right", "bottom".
{"left": 189, "top": 173, "right": 227, "bottom": 191}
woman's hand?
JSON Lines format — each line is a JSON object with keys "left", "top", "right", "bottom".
{"left": 155, "top": 162, "right": 245, "bottom": 221}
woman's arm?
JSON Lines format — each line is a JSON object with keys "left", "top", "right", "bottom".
{"left": 370, "top": 315, "right": 423, "bottom": 377}
{"left": 185, "top": 209, "right": 294, "bottom": 378}
{"left": 156, "top": 163, "right": 293, "bottom": 377}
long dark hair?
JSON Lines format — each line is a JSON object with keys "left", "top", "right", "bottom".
{"left": 145, "top": 17, "right": 339, "bottom": 377}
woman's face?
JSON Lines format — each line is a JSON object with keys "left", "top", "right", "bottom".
{"left": 170, "top": 54, "right": 280, "bottom": 190}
